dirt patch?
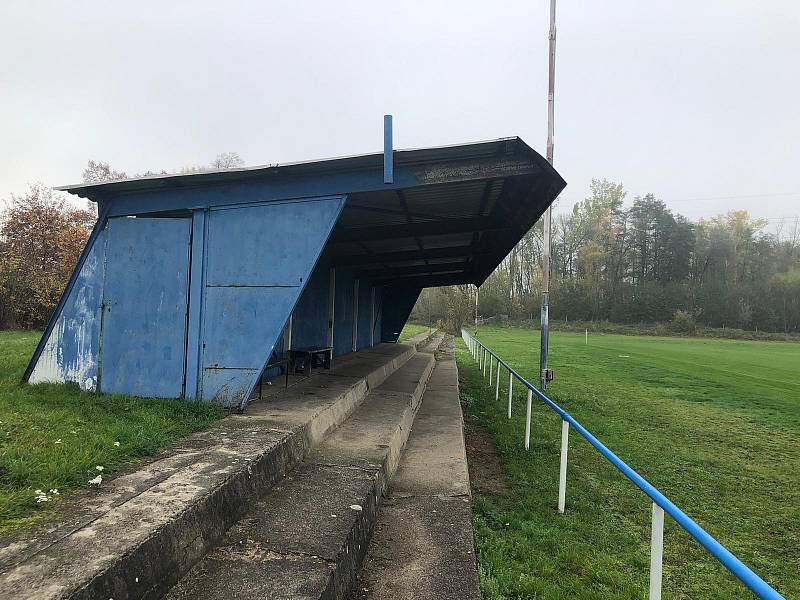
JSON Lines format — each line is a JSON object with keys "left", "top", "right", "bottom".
{"left": 462, "top": 407, "right": 512, "bottom": 498}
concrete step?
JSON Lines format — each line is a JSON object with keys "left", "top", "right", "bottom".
{"left": 164, "top": 352, "right": 436, "bottom": 600}
{"left": 403, "top": 328, "right": 437, "bottom": 351}
{"left": 0, "top": 342, "right": 417, "bottom": 600}
{"left": 417, "top": 331, "right": 446, "bottom": 355}
{"left": 350, "top": 340, "right": 482, "bottom": 600}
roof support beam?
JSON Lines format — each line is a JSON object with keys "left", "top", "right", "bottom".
{"left": 329, "top": 217, "right": 510, "bottom": 243}
{"left": 383, "top": 273, "right": 471, "bottom": 288}
{"left": 330, "top": 245, "right": 482, "bottom": 266}
{"left": 396, "top": 189, "right": 425, "bottom": 251}
{"left": 357, "top": 261, "right": 470, "bottom": 279}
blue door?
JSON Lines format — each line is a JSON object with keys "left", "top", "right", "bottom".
{"left": 100, "top": 217, "right": 191, "bottom": 397}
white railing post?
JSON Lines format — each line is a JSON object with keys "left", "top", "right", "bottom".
{"left": 524, "top": 389, "right": 533, "bottom": 450}
{"left": 495, "top": 361, "right": 500, "bottom": 401}
{"left": 483, "top": 348, "right": 488, "bottom": 377}
{"left": 488, "top": 354, "right": 493, "bottom": 386}
{"left": 649, "top": 502, "right": 665, "bottom": 600}
{"left": 507, "top": 372, "right": 513, "bottom": 419}
{"left": 558, "top": 420, "right": 569, "bottom": 513}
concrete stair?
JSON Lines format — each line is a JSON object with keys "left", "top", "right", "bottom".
{"left": 0, "top": 342, "right": 422, "bottom": 600}
{"left": 349, "top": 338, "right": 481, "bottom": 600}
{"left": 165, "top": 351, "right": 438, "bottom": 600}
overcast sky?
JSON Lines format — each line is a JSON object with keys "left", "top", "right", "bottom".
{"left": 1, "top": 1, "right": 798, "bottom": 229}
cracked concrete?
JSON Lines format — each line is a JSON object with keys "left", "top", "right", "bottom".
{"left": 165, "top": 349, "right": 436, "bottom": 600}
{"left": 350, "top": 339, "right": 482, "bottom": 600}
{"left": 0, "top": 342, "right": 419, "bottom": 600}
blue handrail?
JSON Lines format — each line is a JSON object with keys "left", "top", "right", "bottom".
{"left": 462, "top": 330, "right": 784, "bottom": 600}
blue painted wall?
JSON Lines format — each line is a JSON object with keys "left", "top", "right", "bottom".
{"left": 198, "top": 198, "right": 344, "bottom": 405}
{"left": 356, "top": 281, "right": 373, "bottom": 351}
{"left": 290, "top": 256, "right": 331, "bottom": 350}
{"left": 26, "top": 189, "right": 423, "bottom": 404}
{"left": 333, "top": 266, "right": 355, "bottom": 356}
{"left": 100, "top": 217, "right": 191, "bottom": 398}
{"left": 28, "top": 229, "right": 107, "bottom": 390}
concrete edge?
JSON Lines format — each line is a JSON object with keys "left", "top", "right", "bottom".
{"left": 0, "top": 346, "right": 420, "bottom": 600}
{"left": 315, "top": 353, "right": 435, "bottom": 600}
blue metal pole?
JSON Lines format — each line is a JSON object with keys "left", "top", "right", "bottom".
{"left": 383, "top": 114, "right": 393, "bottom": 184}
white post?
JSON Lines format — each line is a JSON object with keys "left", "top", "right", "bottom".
{"left": 483, "top": 349, "right": 488, "bottom": 377}
{"left": 558, "top": 420, "right": 569, "bottom": 513}
{"left": 524, "top": 389, "right": 533, "bottom": 450}
{"left": 507, "top": 373, "right": 513, "bottom": 419}
{"left": 585, "top": 328, "right": 588, "bottom": 345}
{"left": 649, "top": 502, "right": 665, "bottom": 600}
{"left": 488, "top": 354, "right": 493, "bottom": 386}
{"left": 495, "top": 362, "right": 501, "bottom": 401}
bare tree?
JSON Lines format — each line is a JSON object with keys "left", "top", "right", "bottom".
{"left": 82, "top": 160, "right": 128, "bottom": 183}
{"left": 210, "top": 152, "right": 245, "bottom": 170}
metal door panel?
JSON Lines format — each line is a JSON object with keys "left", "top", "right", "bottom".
{"left": 101, "top": 217, "right": 191, "bottom": 397}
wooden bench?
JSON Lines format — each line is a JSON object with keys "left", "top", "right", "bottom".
{"left": 288, "top": 346, "right": 333, "bottom": 377}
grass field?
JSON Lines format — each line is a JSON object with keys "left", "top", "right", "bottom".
{"left": 0, "top": 331, "right": 223, "bottom": 533}
{"left": 457, "top": 327, "right": 799, "bottom": 599}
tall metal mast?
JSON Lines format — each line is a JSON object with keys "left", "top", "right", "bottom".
{"left": 540, "top": 0, "right": 557, "bottom": 389}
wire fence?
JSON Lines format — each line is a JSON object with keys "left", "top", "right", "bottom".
{"left": 461, "top": 329, "right": 784, "bottom": 600}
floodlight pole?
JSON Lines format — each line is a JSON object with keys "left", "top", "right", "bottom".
{"left": 540, "top": 0, "right": 557, "bottom": 390}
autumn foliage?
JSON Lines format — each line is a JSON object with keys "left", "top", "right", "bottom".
{"left": 0, "top": 184, "right": 94, "bottom": 329}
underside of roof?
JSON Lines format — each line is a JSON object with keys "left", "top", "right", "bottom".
{"left": 325, "top": 139, "right": 565, "bottom": 288}
{"left": 59, "top": 137, "right": 565, "bottom": 289}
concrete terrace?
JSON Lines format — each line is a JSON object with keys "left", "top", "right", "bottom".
{"left": 0, "top": 331, "right": 480, "bottom": 600}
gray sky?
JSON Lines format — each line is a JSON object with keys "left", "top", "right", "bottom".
{"left": 1, "top": 1, "right": 798, "bottom": 229}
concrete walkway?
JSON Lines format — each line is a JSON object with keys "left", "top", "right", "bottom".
{"left": 165, "top": 351, "right": 438, "bottom": 599}
{"left": 0, "top": 336, "right": 435, "bottom": 600}
{"left": 350, "top": 340, "right": 482, "bottom": 600}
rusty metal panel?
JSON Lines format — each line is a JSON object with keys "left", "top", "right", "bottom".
{"left": 100, "top": 217, "right": 191, "bottom": 398}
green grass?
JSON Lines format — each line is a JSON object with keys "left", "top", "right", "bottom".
{"left": 398, "top": 322, "right": 433, "bottom": 342}
{"left": 457, "top": 327, "right": 800, "bottom": 599}
{"left": 0, "top": 331, "right": 223, "bottom": 533}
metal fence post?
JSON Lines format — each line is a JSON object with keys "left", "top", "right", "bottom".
{"left": 488, "top": 354, "right": 493, "bottom": 386}
{"left": 495, "top": 362, "right": 501, "bottom": 401}
{"left": 524, "top": 389, "right": 533, "bottom": 450}
{"left": 483, "top": 348, "right": 488, "bottom": 377}
{"left": 558, "top": 420, "right": 569, "bottom": 513}
{"left": 507, "top": 372, "right": 513, "bottom": 419}
{"left": 649, "top": 502, "right": 665, "bottom": 600}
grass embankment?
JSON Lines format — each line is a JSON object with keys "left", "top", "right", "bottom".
{"left": 398, "top": 322, "right": 433, "bottom": 342}
{"left": 0, "top": 331, "right": 223, "bottom": 533}
{"left": 457, "top": 328, "right": 799, "bottom": 599}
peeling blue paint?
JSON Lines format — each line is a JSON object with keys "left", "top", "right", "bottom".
{"left": 29, "top": 229, "right": 106, "bottom": 390}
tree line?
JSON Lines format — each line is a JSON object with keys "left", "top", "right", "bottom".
{"left": 0, "top": 153, "right": 244, "bottom": 329}
{"left": 413, "top": 179, "right": 800, "bottom": 334}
